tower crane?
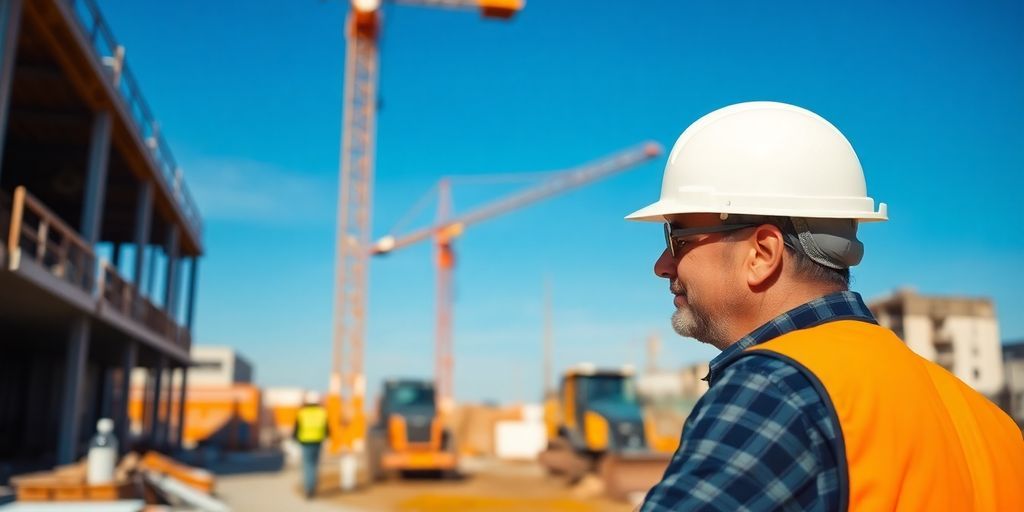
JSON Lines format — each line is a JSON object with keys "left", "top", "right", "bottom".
{"left": 371, "top": 142, "right": 663, "bottom": 411}
{"left": 330, "top": 0, "right": 522, "bottom": 453}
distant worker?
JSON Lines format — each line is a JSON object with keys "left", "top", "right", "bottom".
{"left": 627, "top": 101, "right": 1024, "bottom": 510}
{"left": 294, "top": 391, "right": 329, "bottom": 500}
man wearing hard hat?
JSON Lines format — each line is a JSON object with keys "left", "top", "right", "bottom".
{"left": 629, "top": 102, "right": 1024, "bottom": 511}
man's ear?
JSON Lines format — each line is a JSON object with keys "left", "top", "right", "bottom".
{"left": 746, "top": 225, "right": 786, "bottom": 288}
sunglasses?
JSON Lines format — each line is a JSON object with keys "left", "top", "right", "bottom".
{"left": 663, "top": 223, "right": 757, "bottom": 258}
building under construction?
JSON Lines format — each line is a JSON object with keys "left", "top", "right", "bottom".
{"left": 0, "top": 0, "right": 201, "bottom": 475}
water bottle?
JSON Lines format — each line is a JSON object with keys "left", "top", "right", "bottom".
{"left": 86, "top": 418, "right": 118, "bottom": 485}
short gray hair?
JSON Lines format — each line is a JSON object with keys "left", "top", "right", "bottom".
{"left": 723, "top": 216, "right": 851, "bottom": 289}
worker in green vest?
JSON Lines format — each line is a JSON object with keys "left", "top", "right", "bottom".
{"left": 293, "top": 390, "right": 329, "bottom": 500}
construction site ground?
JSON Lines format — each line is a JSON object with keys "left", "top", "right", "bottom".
{"left": 216, "top": 455, "right": 637, "bottom": 512}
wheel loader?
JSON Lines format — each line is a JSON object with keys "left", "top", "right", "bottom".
{"left": 366, "top": 378, "right": 457, "bottom": 479}
{"left": 540, "top": 365, "right": 677, "bottom": 501}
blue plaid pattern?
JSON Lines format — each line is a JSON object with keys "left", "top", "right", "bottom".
{"left": 641, "top": 291, "right": 875, "bottom": 511}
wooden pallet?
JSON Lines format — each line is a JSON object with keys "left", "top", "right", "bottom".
{"left": 11, "top": 473, "right": 133, "bottom": 502}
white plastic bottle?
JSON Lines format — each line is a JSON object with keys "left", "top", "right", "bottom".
{"left": 86, "top": 418, "right": 118, "bottom": 485}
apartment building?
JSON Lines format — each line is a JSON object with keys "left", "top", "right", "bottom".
{"left": 869, "top": 289, "right": 1004, "bottom": 397}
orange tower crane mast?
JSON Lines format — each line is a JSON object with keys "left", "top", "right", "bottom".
{"left": 331, "top": 0, "right": 522, "bottom": 452}
{"left": 371, "top": 143, "right": 664, "bottom": 410}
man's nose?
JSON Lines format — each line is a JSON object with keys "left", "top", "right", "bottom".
{"left": 654, "top": 249, "right": 676, "bottom": 279}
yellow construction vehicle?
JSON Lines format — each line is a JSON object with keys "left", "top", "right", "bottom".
{"left": 366, "top": 379, "right": 456, "bottom": 479}
{"left": 540, "top": 365, "right": 676, "bottom": 501}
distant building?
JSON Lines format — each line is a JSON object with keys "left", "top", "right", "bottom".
{"left": 869, "top": 289, "right": 1004, "bottom": 397}
{"left": 679, "top": 362, "right": 710, "bottom": 400}
{"left": 129, "top": 346, "right": 260, "bottom": 450}
{"left": 1001, "top": 340, "right": 1024, "bottom": 427}
{"left": 188, "top": 346, "right": 254, "bottom": 387}
{"left": 637, "top": 371, "right": 684, "bottom": 401}
{"left": 131, "top": 345, "right": 253, "bottom": 389}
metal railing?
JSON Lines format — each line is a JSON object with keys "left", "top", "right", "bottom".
{"left": 64, "top": 0, "right": 203, "bottom": 237}
{"left": 6, "top": 187, "right": 190, "bottom": 352}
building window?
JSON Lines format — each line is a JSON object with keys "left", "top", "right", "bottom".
{"left": 193, "top": 360, "right": 222, "bottom": 371}
{"left": 973, "top": 368, "right": 980, "bottom": 380}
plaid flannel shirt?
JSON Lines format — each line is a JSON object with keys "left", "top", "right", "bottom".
{"left": 641, "top": 291, "right": 876, "bottom": 511}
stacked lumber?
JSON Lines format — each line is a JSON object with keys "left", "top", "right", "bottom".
{"left": 9, "top": 459, "right": 133, "bottom": 502}
{"left": 8, "top": 451, "right": 221, "bottom": 509}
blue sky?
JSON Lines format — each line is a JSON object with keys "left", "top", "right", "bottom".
{"left": 97, "top": 0, "right": 1024, "bottom": 402}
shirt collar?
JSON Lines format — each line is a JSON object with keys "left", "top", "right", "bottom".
{"left": 704, "top": 291, "right": 876, "bottom": 385}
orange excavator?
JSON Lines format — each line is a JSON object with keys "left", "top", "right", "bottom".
{"left": 366, "top": 378, "right": 456, "bottom": 479}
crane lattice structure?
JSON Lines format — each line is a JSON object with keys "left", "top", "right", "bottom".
{"left": 331, "top": 0, "right": 522, "bottom": 452}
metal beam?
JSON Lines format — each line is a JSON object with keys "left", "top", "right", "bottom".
{"left": 80, "top": 111, "right": 113, "bottom": 245}
{"left": 163, "top": 227, "right": 179, "bottom": 316}
{"left": 116, "top": 339, "right": 137, "bottom": 454}
{"left": 176, "top": 364, "right": 188, "bottom": 450}
{"left": 160, "top": 365, "right": 173, "bottom": 450}
{"left": 0, "top": 0, "right": 22, "bottom": 182}
{"left": 148, "top": 356, "right": 165, "bottom": 447}
{"left": 133, "top": 182, "right": 153, "bottom": 297}
{"left": 111, "top": 242, "right": 121, "bottom": 268}
{"left": 185, "top": 257, "right": 199, "bottom": 330}
{"left": 145, "top": 245, "right": 158, "bottom": 299}
{"left": 57, "top": 315, "right": 91, "bottom": 464}
{"left": 99, "top": 365, "right": 113, "bottom": 419}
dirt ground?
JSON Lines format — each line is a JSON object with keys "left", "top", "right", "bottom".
{"left": 326, "top": 458, "right": 638, "bottom": 512}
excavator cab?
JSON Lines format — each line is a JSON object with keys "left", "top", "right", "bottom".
{"left": 560, "top": 369, "right": 647, "bottom": 454}
{"left": 367, "top": 379, "right": 456, "bottom": 479}
{"left": 541, "top": 366, "right": 675, "bottom": 501}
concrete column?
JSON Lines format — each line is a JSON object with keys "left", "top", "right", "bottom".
{"left": 176, "top": 365, "right": 188, "bottom": 450}
{"left": 80, "top": 111, "right": 112, "bottom": 245}
{"left": 0, "top": 0, "right": 22, "bottom": 182}
{"left": 116, "top": 340, "right": 137, "bottom": 453}
{"left": 57, "top": 316, "right": 91, "bottom": 464}
{"left": 163, "top": 228, "right": 179, "bottom": 316}
{"left": 185, "top": 257, "right": 200, "bottom": 330}
{"left": 132, "top": 183, "right": 153, "bottom": 288}
{"left": 148, "top": 356, "right": 165, "bottom": 447}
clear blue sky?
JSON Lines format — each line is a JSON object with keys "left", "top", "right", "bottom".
{"left": 98, "top": 0, "right": 1024, "bottom": 403}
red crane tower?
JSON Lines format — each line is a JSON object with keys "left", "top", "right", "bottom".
{"left": 371, "top": 142, "right": 664, "bottom": 411}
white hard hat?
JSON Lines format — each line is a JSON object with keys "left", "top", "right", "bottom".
{"left": 626, "top": 101, "right": 887, "bottom": 222}
{"left": 304, "top": 391, "right": 321, "bottom": 404}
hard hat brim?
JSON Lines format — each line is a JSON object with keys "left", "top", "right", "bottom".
{"left": 624, "top": 199, "right": 683, "bottom": 222}
{"left": 625, "top": 198, "right": 889, "bottom": 223}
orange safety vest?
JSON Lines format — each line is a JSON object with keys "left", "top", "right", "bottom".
{"left": 743, "top": 320, "right": 1024, "bottom": 511}
{"left": 296, "top": 406, "right": 328, "bottom": 444}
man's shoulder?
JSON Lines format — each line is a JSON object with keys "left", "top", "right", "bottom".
{"left": 708, "top": 353, "right": 830, "bottom": 413}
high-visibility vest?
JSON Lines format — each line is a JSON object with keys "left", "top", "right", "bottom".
{"left": 296, "top": 406, "right": 328, "bottom": 444}
{"left": 744, "top": 320, "right": 1024, "bottom": 511}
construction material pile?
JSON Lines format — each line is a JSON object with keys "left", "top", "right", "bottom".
{"left": 9, "top": 452, "right": 227, "bottom": 511}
